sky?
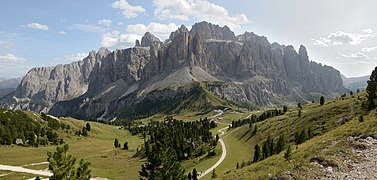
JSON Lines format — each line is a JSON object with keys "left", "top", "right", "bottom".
{"left": 0, "top": 0, "right": 376, "bottom": 78}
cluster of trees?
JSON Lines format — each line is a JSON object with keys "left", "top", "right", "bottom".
{"left": 231, "top": 108, "right": 285, "bottom": 129}
{"left": 47, "top": 144, "right": 91, "bottom": 180}
{"left": 75, "top": 123, "right": 91, "bottom": 137}
{"left": 294, "top": 128, "right": 312, "bottom": 145}
{"left": 0, "top": 109, "right": 64, "bottom": 146}
{"left": 253, "top": 134, "right": 287, "bottom": 163}
{"left": 114, "top": 138, "right": 129, "bottom": 150}
{"left": 138, "top": 117, "right": 216, "bottom": 179}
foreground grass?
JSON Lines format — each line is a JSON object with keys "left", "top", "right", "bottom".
{"left": 218, "top": 93, "right": 371, "bottom": 179}
{"left": 0, "top": 116, "right": 145, "bottom": 179}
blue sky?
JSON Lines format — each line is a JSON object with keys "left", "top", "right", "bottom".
{"left": 0, "top": 0, "right": 376, "bottom": 78}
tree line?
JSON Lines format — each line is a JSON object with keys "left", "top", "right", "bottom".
{"left": 0, "top": 110, "right": 65, "bottom": 146}
{"left": 133, "top": 117, "right": 217, "bottom": 179}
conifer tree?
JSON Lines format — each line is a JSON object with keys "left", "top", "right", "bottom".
{"left": 114, "top": 139, "right": 120, "bottom": 148}
{"left": 211, "top": 169, "right": 217, "bottom": 179}
{"left": 367, "top": 66, "right": 377, "bottom": 110}
{"left": 253, "top": 144, "right": 261, "bottom": 162}
{"left": 123, "top": 142, "right": 128, "bottom": 150}
{"left": 320, "top": 96, "right": 325, "bottom": 106}
{"left": 276, "top": 134, "right": 287, "bottom": 154}
{"left": 192, "top": 168, "right": 198, "bottom": 180}
{"left": 284, "top": 144, "right": 292, "bottom": 161}
{"left": 85, "top": 123, "right": 91, "bottom": 131}
{"left": 47, "top": 144, "right": 91, "bottom": 180}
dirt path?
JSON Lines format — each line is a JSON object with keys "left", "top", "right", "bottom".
{"left": 197, "top": 139, "right": 227, "bottom": 179}
{"left": 0, "top": 162, "right": 107, "bottom": 180}
{"left": 197, "top": 110, "right": 230, "bottom": 179}
{"left": 0, "top": 164, "right": 52, "bottom": 177}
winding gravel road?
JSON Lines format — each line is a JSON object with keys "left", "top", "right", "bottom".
{"left": 197, "top": 110, "right": 230, "bottom": 179}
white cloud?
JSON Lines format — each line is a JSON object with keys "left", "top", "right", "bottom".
{"left": 313, "top": 29, "right": 376, "bottom": 47}
{"left": 71, "top": 24, "right": 108, "bottom": 33}
{"left": 57, "top": 31, "right": 66, "bottom": 35}
{"left": 126, "top": 22, "right": 178, "bottom": 37}
{"left": 101, "top": 31, "right": 141, "bottom": 48}
{"left": 0, "top": 54, "right": 26, "bottom": 63}
{"left": 0, "top": 54, "right": 30, "bottom": 78}
{"left": 25, "top": 22, "right": 49, "bottom": 31}
{"left": 311, "top": 38, "right": 328, "bottom": 47}
{"left": 338, "top": 52, "right": 370, "bottom": 60}
{"left": 0, "top": 41, "right": 15, "bottom": 50}
{"left": 112, "top": 0, "right": 146, "bottom": 19}
{"left": 64, "top": 53, "right": 88, "bottom": 62}
{"left": 362, "top": 28, "right": 374, "bottom": 34}
{"left": 153, "top": 0, "right": 250, "bottom": 29}
{"left": 362, "top": 46, "right": 377, "bottom": 53}
{"left": 101, "top": 22, "right": 178, "bottom": 49}
{"left": 98, "top": 19, "right": 112, "bottom": 27}
{"left": 117, "top": 22, "right": 124, "bottom": 26}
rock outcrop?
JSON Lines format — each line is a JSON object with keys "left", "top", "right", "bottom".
{"left": 1, "top": 21, "right": 347, "bottom": 119}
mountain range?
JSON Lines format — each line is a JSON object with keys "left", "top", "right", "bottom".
{"left": 0, "top": 21, "right": 347, "bottom": 120}
{"left": 0, "top": 78, "right": 21, "bottom": 98}
{"left": 341, "top": 74, "right": 368, "bottom": 92}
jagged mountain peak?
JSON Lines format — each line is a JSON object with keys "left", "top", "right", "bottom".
{"left": 141, "top": 32, "right": 161, "bottom": 47}
{"left": 169, "top": 25, "right": 189, "bottom": 40}
{"left": 189, "top": 21, "right": 236, "bottom": 41}
{"left": 1, "top": 21, "right": 347, "bottom": 119}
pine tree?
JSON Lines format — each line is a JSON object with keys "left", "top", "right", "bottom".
{"left": 76, "top": 159, "right": 91, "bottom": 180}
{"left": 297, "top": 102, "right": 302, "bottom": 109}
{"left": 276, "top": 134, "right": 287, "bottom": 154}
{"left": 47, "top": 144, "right": 91, "bottom": 180}
{"left": 266, "top": 135, "right": 274, "bottom": 156}
{"left": 139, "top": 137, "right": 186, "bottom": 179}
{"left": 236, "top": 162, "right": 239, "bottom": 169}
{"left": 283, "top": 106, "right": 288, "bottom": 113}
{"left": 296, "top": 129, "right": 308, "bottom": 144}
{"left": 298, "top": 109, "right": 301, "bottom": 117}
{"left": 284, "top": 144, "right": 292, "bottom": 161}
{"left": 252, "top": 124, "right": 257, "bottom": 135}
{"left": 85, "top": 123, "right": 91, "bottom": 131}
{"left": 82, "top": 127, "right": 88, "bottom": 137}
{"left": 114, "top": 139, "right": 120, "bottom": 148}
{"left": 123, "top": 142, "right": 129, "bottom": 150}
{"left": 211, "top": 169, "right": 217, "bottom": 179}
{"left": 320, "top": 96, "right": 325, "bottom": 106}
{"left": 192, "top": 168, "right": 198, "bottom": 180}
{"left": 253, "top": 144, "right": 261, "bottom": 162}
{"left": 367, "top": 66, "right": 377, "bottom": 110}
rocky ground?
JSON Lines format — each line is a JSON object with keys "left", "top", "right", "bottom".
{"left": 320, "top": 136, "right": 377, "bottom": 179}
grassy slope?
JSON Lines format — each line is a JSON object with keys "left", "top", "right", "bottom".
{"left": 214, "top": 93, "right": 370, "bottom": 179}
{"left": 0, "top": 113, "right": 145, "bottom": 180}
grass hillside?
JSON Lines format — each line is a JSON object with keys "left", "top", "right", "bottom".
{"left": 0, "top": 111, "right": 145, "bottom": 179}
{"left": 120, "top": 82, "right": 237, "bottom": 121}
{"left": 210, "top": 92, "right": 369, "bottom": 179}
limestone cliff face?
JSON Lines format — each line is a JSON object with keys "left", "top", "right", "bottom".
{"left": 0, "top": 48, "right": 109, "bottom": 112}
{"left": 1, "top": 21, "right": 346, "bottom": 119}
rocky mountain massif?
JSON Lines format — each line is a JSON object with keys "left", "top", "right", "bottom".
{"left": 0, "top": 22, "right": 346, "bottom": 119}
